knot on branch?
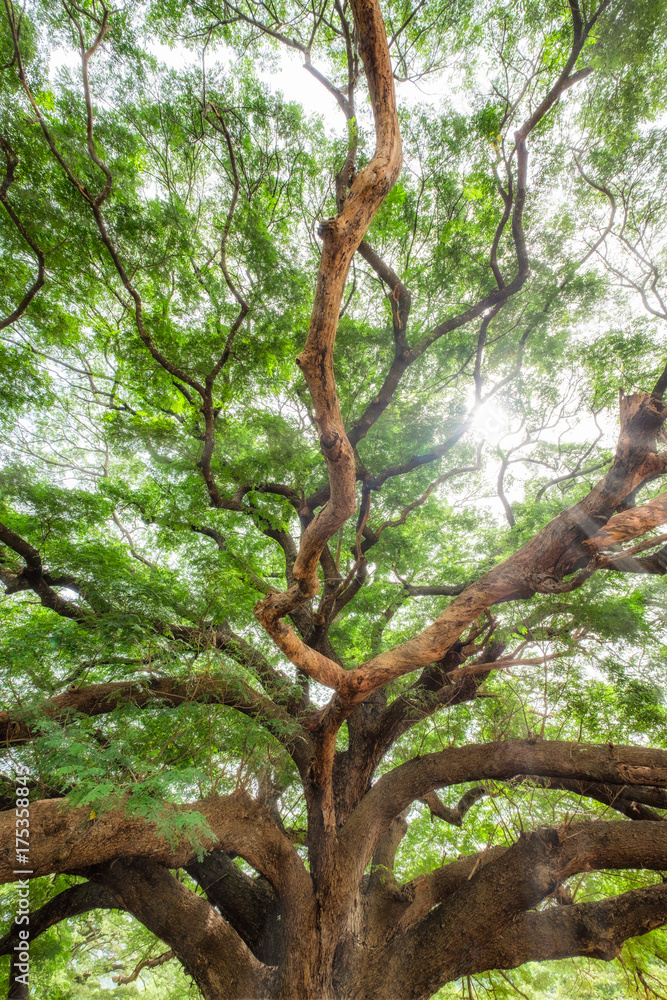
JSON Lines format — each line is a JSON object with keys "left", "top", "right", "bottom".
{"left": 317, "top": 217, "right": 338, "bottom": 240}
{"left": 524, "top": 559, "right": 595, "bottom": 595}
{"left": 536, "top": 825, "right": 564, "bottom": 848}
{"left": 320, "top": 431, "right": 344, "bottom": 460}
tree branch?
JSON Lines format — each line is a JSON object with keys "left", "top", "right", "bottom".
{"left": 113, "top": 948, "right": 174, "bottom": 985}
{"left": 0, "top": 675, "right": 312, "bottom": 770}
{"left": 254, "top": 0, "right": 402, "bottom": 677}
{"left": 360, "top": 816, "right": 667, "bottom": 997}
{"left": 0, "top": 881, "right": 121, "bottom": 956}
{"left": 88, "top": 857, "right": 265, "bottom": 1000}
{"left": 0, "top": 134, "right": 45, "bottom": 329}
{"left": 0, "top": 790, "right": 311, "bottom": 897}
{"left": 468, "top": 882, "right": 667, "bottom": 974}
{"left": 340, "top": 738, "right": 667, "bottom": 890}
{"left": 184, "top": 850, "right": 279, "bottom": 963}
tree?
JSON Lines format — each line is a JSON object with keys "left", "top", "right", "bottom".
{"left": 2, "top": 0, "right": 667, "bottom": 996}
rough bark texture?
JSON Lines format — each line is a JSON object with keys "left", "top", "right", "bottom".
{"left": 3, "top": 741, "right": 667, "bottom": 998}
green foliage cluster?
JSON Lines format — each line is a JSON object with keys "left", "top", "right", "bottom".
{"left": 2, "top": 0, "right": 667, "bottom": 997}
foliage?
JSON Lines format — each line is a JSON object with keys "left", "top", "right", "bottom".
{"left": 2, "top": 0, "right": 667, "bottom": 998}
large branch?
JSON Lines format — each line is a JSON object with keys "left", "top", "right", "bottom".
{"left": 0, "top": 791, "right": 319, "bottom": 992}
{"left": 370, "top": 640, "right": 505, "bottom": 753}
{"left": 393, "top": 845, "right": 510, "bottom": 936}
{"left": 0, "top": 790, "right": 318, "bottom": 996}
{"left": 394, "top": 772, "right": 667, "bottom": 936}
{"left": 398, "top": 773, "right": 667, "bottom": 938}
{"left": 331, "top": 641, "right": 504, "bottom": 824}
{"left": 524, "top": 775, "right": 667, "bottom": 822}
{"left": 340, "top": 738, "right": 667, "bottom": 888}
{"left": 0, "top": 790, "right": 310, "bottom": 898}
{"left": 257, "top": 392, "right": 667, "bottom": 707}
{"left": 254, "top": 0, "right": 402, "bottom": 655}
{"left": 0, "top": 675, "right": 312, "bottom": 771}
{"left": 359, "top": 818, "right": 667, "bottom": 998}
{"left": 468, "top": 882, "right": 667, "bottom": 974}
{"left": 87, "top": 857, "right": 266, "bottom": 1000}
{"left": 340, "top": 393, "right": 667, "bottom": 700}
{"left": 588, "top": 492, "right": 667, "bottom": 549}
{"left": 185, "top": 850, "right": 279, "bottom": 963}
{"left": 251, "top": 1, "right": 613, "bottom": 700}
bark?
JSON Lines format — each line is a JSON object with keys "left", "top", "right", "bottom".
{"left": 0, "top": 676, "right": 312, "bottom": 773}
{"left": 392, "top": 846, "right": 511, "bottom": 937}
{"left": 339, "top": 392, "right": 667, "bottom": 702}
{"left": 0, "top": 792, "right": 318, "bottom": 997}
{"left": 347, "top": 821, "right": 667, "bottom": 999}
{"left": 88, "top": 858, "right": 269, "bottom": 1000}
{"left": 254, "top": 0, "right": 402, "bottom": 676}
{"left": 6, "top": 955, "right": 28, "bottom": 1000}
{"left": 468, "top": 882, "right": 667, "bottom": 972}
{"left": 523, "top": 775, "right": 667, "bottom": 821}
{"left": 4, "top": 743, "right": 667, "bottom": 998}
{"left": 0, "top": 791, "right": 310, "bottom": 892}
{"left": 3, "top": 3, "right": 667, "bottom": 999}
{"left": 340, "top": 738, "right": 667, "bottom": 886}
{"left": 255, "top": 392, "right": 667, "bottom": 709}
{"left": 420, "top": 787, "right": 486, "bottom": 827}
{"left": 185, "top": 851, "right": 280, "bottom": 964}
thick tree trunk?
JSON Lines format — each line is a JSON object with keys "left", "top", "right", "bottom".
{"left": 4, "top": 761, "right": 667, "bottom": 1000}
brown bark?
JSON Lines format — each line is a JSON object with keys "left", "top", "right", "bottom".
{"left": 251, "top": 390, "right": 667, "bottom": 715}
{"left": 4, "top": 3, "right": 667, "bottom": 999}
{"left": 6, "top": 955, "right": 28, "bottom": 1000}
{"left": 336, "top": 392, "right": 667, "bottom": 703}
{"left": 348, "top": 820, "right": 667, "bottom": 999}
{"left": 0, "top": 791, "right": 309, "bottom": 891}
{"left": 340, "top": 738, "right": 667, "bottom": 887}
{"left": 468, "top": 882, "right": 667, "bottom": 972}
{"left": 522, "top": 775, "right": 667, "bottom": 821}
{"left": 4, "top": 742, "right": 667, "bottom": 998}
{"left": 5, "top": 742, "right": 664, "bottom": 889}
{"left": 88, "top": 858, "right": 269, "bottom": 1000}
{"left": 254, "top": 0, "right": 402, "bottom": 675}
{"left": 0, "top": 676, "right": 312, "bottom": 772}
{"left": 185, "top": 851, "right": 281, "bottom": 964}
{"left": 113, "top": 949, "right": 174, "bottom": 985}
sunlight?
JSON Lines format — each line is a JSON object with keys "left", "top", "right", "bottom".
{"left": 470, "top": 397, "right": 512, "bottom": 447}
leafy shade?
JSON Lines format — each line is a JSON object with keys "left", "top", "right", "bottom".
{"left": 2, "top": 1, "right": 667, "bottom": 999}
